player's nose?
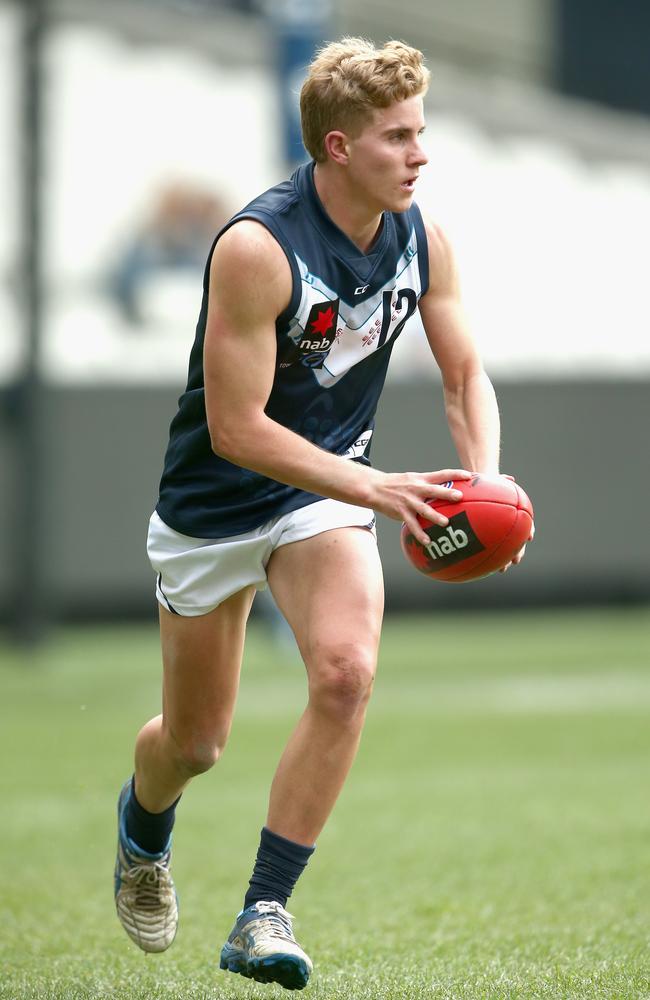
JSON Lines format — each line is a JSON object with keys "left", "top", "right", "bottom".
{"left": 409, "top": 139, "right": 428, "bottom": 167}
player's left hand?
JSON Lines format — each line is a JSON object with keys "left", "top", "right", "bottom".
{"left": 497, "top": 473, "right": 533, "bottom": 572}
{"left": 499, "top": 520, "right": 535, "bottom": 572}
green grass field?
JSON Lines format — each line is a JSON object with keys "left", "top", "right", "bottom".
{"left": 1, "top": 608, "right": 649, "bottom": 1000}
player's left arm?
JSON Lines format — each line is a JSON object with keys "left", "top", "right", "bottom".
{"left": 418, "top": 217, "right": 499, "bottom": 475}
{"left": 418, "top": 217, "right": 533, "bottom": 566}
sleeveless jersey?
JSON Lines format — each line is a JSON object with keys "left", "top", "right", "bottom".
{"left": 156, "top": 161, "right": 430, "bottom": 538}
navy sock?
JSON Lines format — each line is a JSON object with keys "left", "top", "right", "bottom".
{"left": 244, "top": 827, "right": 315, "bottom": 910}
{"left": 124, "top": 776, "right": 180, "bottom": 856}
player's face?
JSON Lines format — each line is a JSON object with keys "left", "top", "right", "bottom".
{"left": 345, "top": 95, "right": 428, "bottom": 213}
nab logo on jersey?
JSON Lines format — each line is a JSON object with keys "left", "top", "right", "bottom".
{"left": 295, "top": 298, "right": 340, "bottom": 369}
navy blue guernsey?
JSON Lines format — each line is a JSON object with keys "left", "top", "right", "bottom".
{"left": 156, "top": 162, "right": 430, "bottom": 538}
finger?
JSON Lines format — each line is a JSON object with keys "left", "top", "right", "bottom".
{"left": 405, "top": 513, "right": 436, "bottom": 548}
{"left": 499, "top": 562, "right": 512, "bottom": 573}
{"left": 500, "top": 474, "right": 515, "bottom": 481}
{"left": 423, "top": 469, "right": 473, "bottom": 484}
{"left": 511, "top": 545, "right": 527, "bottom": 565}
{"left": 408, "top": 503, "right": 449, "bottom": 546}
{"left": 417, "top": 503, "right": 450, "bottom": 530}
{"left": 528, "top": 522, "right": 535, "bottom": 542}
{"left": 421, "top": 484, "right": 465, "bottom": 503}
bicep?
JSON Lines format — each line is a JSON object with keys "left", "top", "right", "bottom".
{"left": 203, "top": 224, "right": 291, "bottom": 445}
{"left": 418, "top": 219, "right": 483, "bottom": 387}
{"left": 204, "top": 294, "right": 276, "bottom": 427}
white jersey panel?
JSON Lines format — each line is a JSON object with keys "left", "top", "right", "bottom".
{"left": 289, "top": 230, "right": 422, "bottom": 389}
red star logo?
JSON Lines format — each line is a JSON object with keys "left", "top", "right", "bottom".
{"left": 310, "top": 306, "right": 335, "bottom": 336}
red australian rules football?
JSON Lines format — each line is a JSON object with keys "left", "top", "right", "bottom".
{"left": 400, "top": 474, "right": 534, "bottom": 583}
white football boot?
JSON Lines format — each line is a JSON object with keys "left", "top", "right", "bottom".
{"left": 220, "top": 900, "right": 312, "bottom": 990}
{"left": 114, "top": 780, "right": 178, "bottom": 953}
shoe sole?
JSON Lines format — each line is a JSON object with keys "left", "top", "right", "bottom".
{"left": 220, "top": 945, "right": 311, "bottom": 991}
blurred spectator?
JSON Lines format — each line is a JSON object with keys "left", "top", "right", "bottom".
{"left": 109, "top": 182, "right": 228, "bottom": 325}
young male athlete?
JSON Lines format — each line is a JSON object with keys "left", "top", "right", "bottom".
{"left": 114, "top": 37, "right": 529, "bottom": 991}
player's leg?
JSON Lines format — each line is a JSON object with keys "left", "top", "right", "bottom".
{"left": 135, "top": 588, "right": 255, "bottom": 811}
{"left": 265, "top": 525, "right": 383, "bottom": 843}
{"left": 220, "top": 524, "right": 382, "bottom": 990}
{"left": 115, "top": 586, "right": 255, "bottom": 954}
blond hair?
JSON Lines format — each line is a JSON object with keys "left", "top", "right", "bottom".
{"left": 300, "top": 38, "right": 430, "bottom": 163}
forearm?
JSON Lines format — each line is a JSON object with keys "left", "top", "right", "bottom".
{"left": 212, "top": 414, "right": 375, "bottom": 506}
{"left": 443, "top": 370, "right": 501, "bottom": 474}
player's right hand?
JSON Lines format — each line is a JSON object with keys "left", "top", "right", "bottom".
{"left": 366, "top": 468, "right": 473, "bottom": 547}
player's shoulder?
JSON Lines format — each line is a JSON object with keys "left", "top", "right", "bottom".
{"left": 209, "top": 218, "right": 293, "bottom": 319}
{"left": 417, "top": 212, "right": 458, "bottom": 295}
{"left": 216, "top": 218, "right": 285, "bottom": 261}
{"left": 418, "top": 212, "right": 453, "bottom": 260}
{"left": 211, "top": 219, "right": 290, "bottom": 285}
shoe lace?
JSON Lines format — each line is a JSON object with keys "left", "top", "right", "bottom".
{"left": 123, "top": 859, "right": 174, "bottom": 909}
{"left": 251, "top": 901, "right": 296, "bottom": 943}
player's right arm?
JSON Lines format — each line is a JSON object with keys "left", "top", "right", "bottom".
{"left": 203, "top": 220, "right": 470, "bottom": 545}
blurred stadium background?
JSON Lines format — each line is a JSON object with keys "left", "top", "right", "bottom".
{"left": 0, "top": 0, "right": 649, "bottom": 638}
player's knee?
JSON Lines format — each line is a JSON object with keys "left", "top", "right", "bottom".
{"left": 309, "top": 642, "right": 376, "bottom": 718}
{"left": 178, "top": 739, "right": 222, "bottom": 776}
{"left": 165, "top": 728, "right": 225, "bottom": 777}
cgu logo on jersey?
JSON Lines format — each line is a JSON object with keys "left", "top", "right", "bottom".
{"left": 423, "top": 511, "right": 485, "bottom": 567}
{"left": 290, "top": 298, "right": 340, "bottom": 369}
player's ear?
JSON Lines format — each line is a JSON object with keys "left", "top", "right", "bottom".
{"left": 324, "top": 130, "right": 350, "bottom": 165}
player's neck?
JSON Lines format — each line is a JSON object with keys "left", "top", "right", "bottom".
{"left": 313, "top": 163, "right": 383, "bottom": 254}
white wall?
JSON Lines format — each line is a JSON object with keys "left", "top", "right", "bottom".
{"left": 1, "top": 13, "right": 649, "bottom": 383}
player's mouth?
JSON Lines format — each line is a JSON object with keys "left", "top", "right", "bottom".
{"left": 400, "top": 176, "right": 418, "bottom": 192}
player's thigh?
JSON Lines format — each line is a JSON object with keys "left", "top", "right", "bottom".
{"left": 159, "top": 585, "right": 256, "bottom": 750}
{"left": 267, "top": 527, "right": 384, "bottom": 679}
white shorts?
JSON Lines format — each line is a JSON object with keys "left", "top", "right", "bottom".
{"left": 147, "top": 499, "right": 377, "bottom": 617}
